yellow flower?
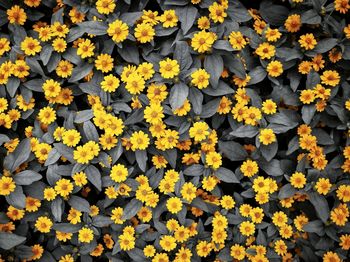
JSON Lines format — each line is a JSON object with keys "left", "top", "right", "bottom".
{"left": 101, "top": 74, "right": 120, "bottom": 93}
{"left": 51, "top": 22, "right": 69, "bottom": 38}
{"left": 38, "top": 107, "right": 56, "bottom": 125}
{"left": 262, "top": 99, "right": 277, "bottom": 114}
{"left": 290, "top": 172, "right": 306, "bottom": 189}
{"left": 34, "top": 143, "right": 51, "bottom": 161}
{"left": 166, "top": 197, "right": 183, "bottom": 214}
{"left": 220, "top": 195, "right": 235, "bottom": 209}
{"left": 141, "top": 10, "right": 159, "bottom": 25}
{"left": 119, "top": 233, "right": 135, "bottom": 251}
{"left": 196, "top": 240, "right": 212, "bottom": 257}
{"left": 320, "top": 70, "right": 340, "bottom": 87}
{"left": 160, "top": 235, "right": 177, "bottom": 251}
{"left": 130, "top": 130, "right": 150, "bottom": 151}
{"left": 259, "top": 128, "right": 276, "bottom": 145}
{"left": 21, "top": 37, "right": 41, "bottom": 56}
{"left": 337, "top": 184, "right": 350, "bottom": 202}
{"left": 35, "top": 216, "right": 52, "bottom": 233}
{"left": 72, "top": 172, "right": 88, "bottom": 187}
{"left": 137, "top": 62, "right": 155, "bottom": 80}
{"left": 230, "top": 244, "right": 246, "bottom": 260}
{"left": 189, "top": 121, "right": 209, "bottom": 142}
{"left": 284, "top": 14, "right": 301, "bottom": 33}
{"left": 202, "top": 175, "right": 218, "bottom": 191}
{"left": 209, "top": 2, "right": 227, "bottom": 23}
{"left": 240, "top": 221, "right": 255, "bottom": 236}
{"left": 43, "top": 187, "right": 56, "bottom": 201}
{"left": 96, "top": 0, "right": 115, "bottom": 14}
{"left": 191, "top": 31, "right": 217, "bottom": 53}
{"left": 78, "top": 227, "right": 94, "bottom": 243}
{"left": 265, "top": 28, "right": 281, "bottom": 42}
{"left": 159, "top": 58, "right": 180, "bottom": 79}
{"left": 299, "top": 89, "right": 315, "bottom": 104}
{"left": 315, "top": 178, "right": 332, "bottom": 195}
{"left": 272, "top": 211, "right": 288, "bottom": 227}
{"left": 30, "top": 244, "right": 44, "bottom": 260}
{"left": 110, "top": 163, "right": 128, "bottom": 183}
{"left": 54, "top": 178, "right": 73, "bottom": 197}
{"left": 279, "top": 224, "right": 293, "bottom": 239}
{"left": 7, "top": 5, "right": 27, "bottom": 25}
{"left": 197, "top": 16, "right": 210, "bottom": 30}
{"left": 191, "top": 68, "right": 210, "bottom": 89}
{"left": 58, "top": 254, "right": 74, "bottom": 262}
{"left": 206, "top": 151, "right": 222, "bottom": 169}
{"left": 62, "top": 129, "right": 81, "bottom": 147}
{"left": 334, "top": 0, "right": 350, "bottom": 14}
{"left": 56, "top": 60, "right": 73, "bottom": 78}
{"left": 95, "top": 53, "right": 114, "bottom": 73}
{"left": 240, "top": 159, "right": 259, "bottom": 177}
{"left": 181, "top": 182, "right": 197, "bottom": 202}
{"left": 38, "top": 26, "right": 53, "bottom": 42}
{"left": 107, "top": 19, "right": 129, "bottom": 43}
{"left": 229, "top": 31, "right": 247, "bottom": 50}
{"left": 344, "top": 24, "right": 350, "bottom": 39}
{"left": 134, "top": 23, "right": 155, "bottom": 43}
{"left": 294, "top": 214, "right": 309, "bottom": 231}
{"left": 67, "top": 208, "right": 82, "bottom": 224}
{"left": 0, "top": 176, "right": 16, "bottom": 196}
{"left": 74, "top": 144, "right": 95, "bottom": 164}
{"left": 299, "top": 33, "right": 317, "bottom": 50}
{"left": 144, "top": 103, "right": 164, "bottom": 124}
{"left": 26, "top": 197, "right": 41, "bottom": 212}
{"left": 125, "top": 72, "right": 145, "bottom": 94}
{"left": 266, "top": 60, "right": 283, "bottom": 77}
{"left": 24, "top": 0, "right": 41, "bottom": 7}
{"left": 0, "top": 38, "right": 11, "bottom": 56}
{"left": 243, "top": 106, "right": 262, "bottom": 126}
{"left": 255, "top": 42, "right": 275, "bottom": 59}
{"left": 250, "top": 207, "right": 264, "bottom": 223}
{"left": 77, "top": 39, "right": 95, "bottom": 58}
{"left": 42, "top": 79, "right": 61, "bottom": 98}
{"left": 159, "top": 10, "right": 178, "bottom": 28}
{"left": 69, "top": 7, "right": 85, "bottom": 23}
{"left": 175, "top": 247, "right": 192, "bottom": 261}
{"left": 340, "top": 234, "right": 350, "bottom": 250}
{"left": 52, "top": 38, "right": 67, "bottom": 53}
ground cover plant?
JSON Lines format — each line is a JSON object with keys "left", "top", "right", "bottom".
{"left": 0, "top": 0, "right": 350, "bottom": 261}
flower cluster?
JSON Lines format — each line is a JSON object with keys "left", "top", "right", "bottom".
{"left": 0, "top": 0, "right": 350, "bottom": 261}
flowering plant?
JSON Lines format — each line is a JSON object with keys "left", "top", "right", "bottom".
{"left": 0, "top": 0, "right": 350, "bottom": 261}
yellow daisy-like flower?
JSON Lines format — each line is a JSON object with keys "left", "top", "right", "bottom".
{"left": 290, "top": 172, "right": 306, "bottom": 189}
{"left": 95, "top": 53, "right": 114, "bottom": 73}
{"left": 259, "top": 128, "right": 276, "bottom": 145}
{"left": 266, "top": 60, "right": 283, "bottom": 77}
{"left": 229, "top": 31, "right": 247, "bottom": 50}
{"left": 35, "top": 216, "right": 53, "bottom": 233}
{"left": 107, "top": 19, "right": 129, "bottom": 43}
{"left": 191, "top": 68, "right": 210, "bottom": 89}
{"left": 38, "top": 107, "right": 56, "bottom": 125}
{"left": 77, "top": 39, "right": 95, "bottom": 58}
{"left": 78, "top": 227, "right": 94, "bottom": 243}
{"left": 0, "top": 176, "right": 16, "bottom": 196}
{"left": 134, "top": 23, "right": 155, "bottom": 43}
{"left": 21, "top": 37, "right": 41, "bottom": 56}
{"left": 191, "top": 30, "right": 217, "bottom": 53}
{"left": 96, "top": 0, "right": 116, "bottom": 14}
{"left": 130, "top": 130, "right": 150, "bottom": 151}
{"left": 7, "top": 5, "right": 27, "bottom": 25}
{"left": 299, "top": 33, "right": 317, "bottom": 50}
{"left": 159, "top": 58, "right": 180, "bottom": 79}
{"left": 166, "top": 197, "right": 183, "bottom": 214}
{"left": 101, "top": 74, "right": 120, "bottom": 92}
{"left": 159, "top": 10, "right": 178, "bottom": 28}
